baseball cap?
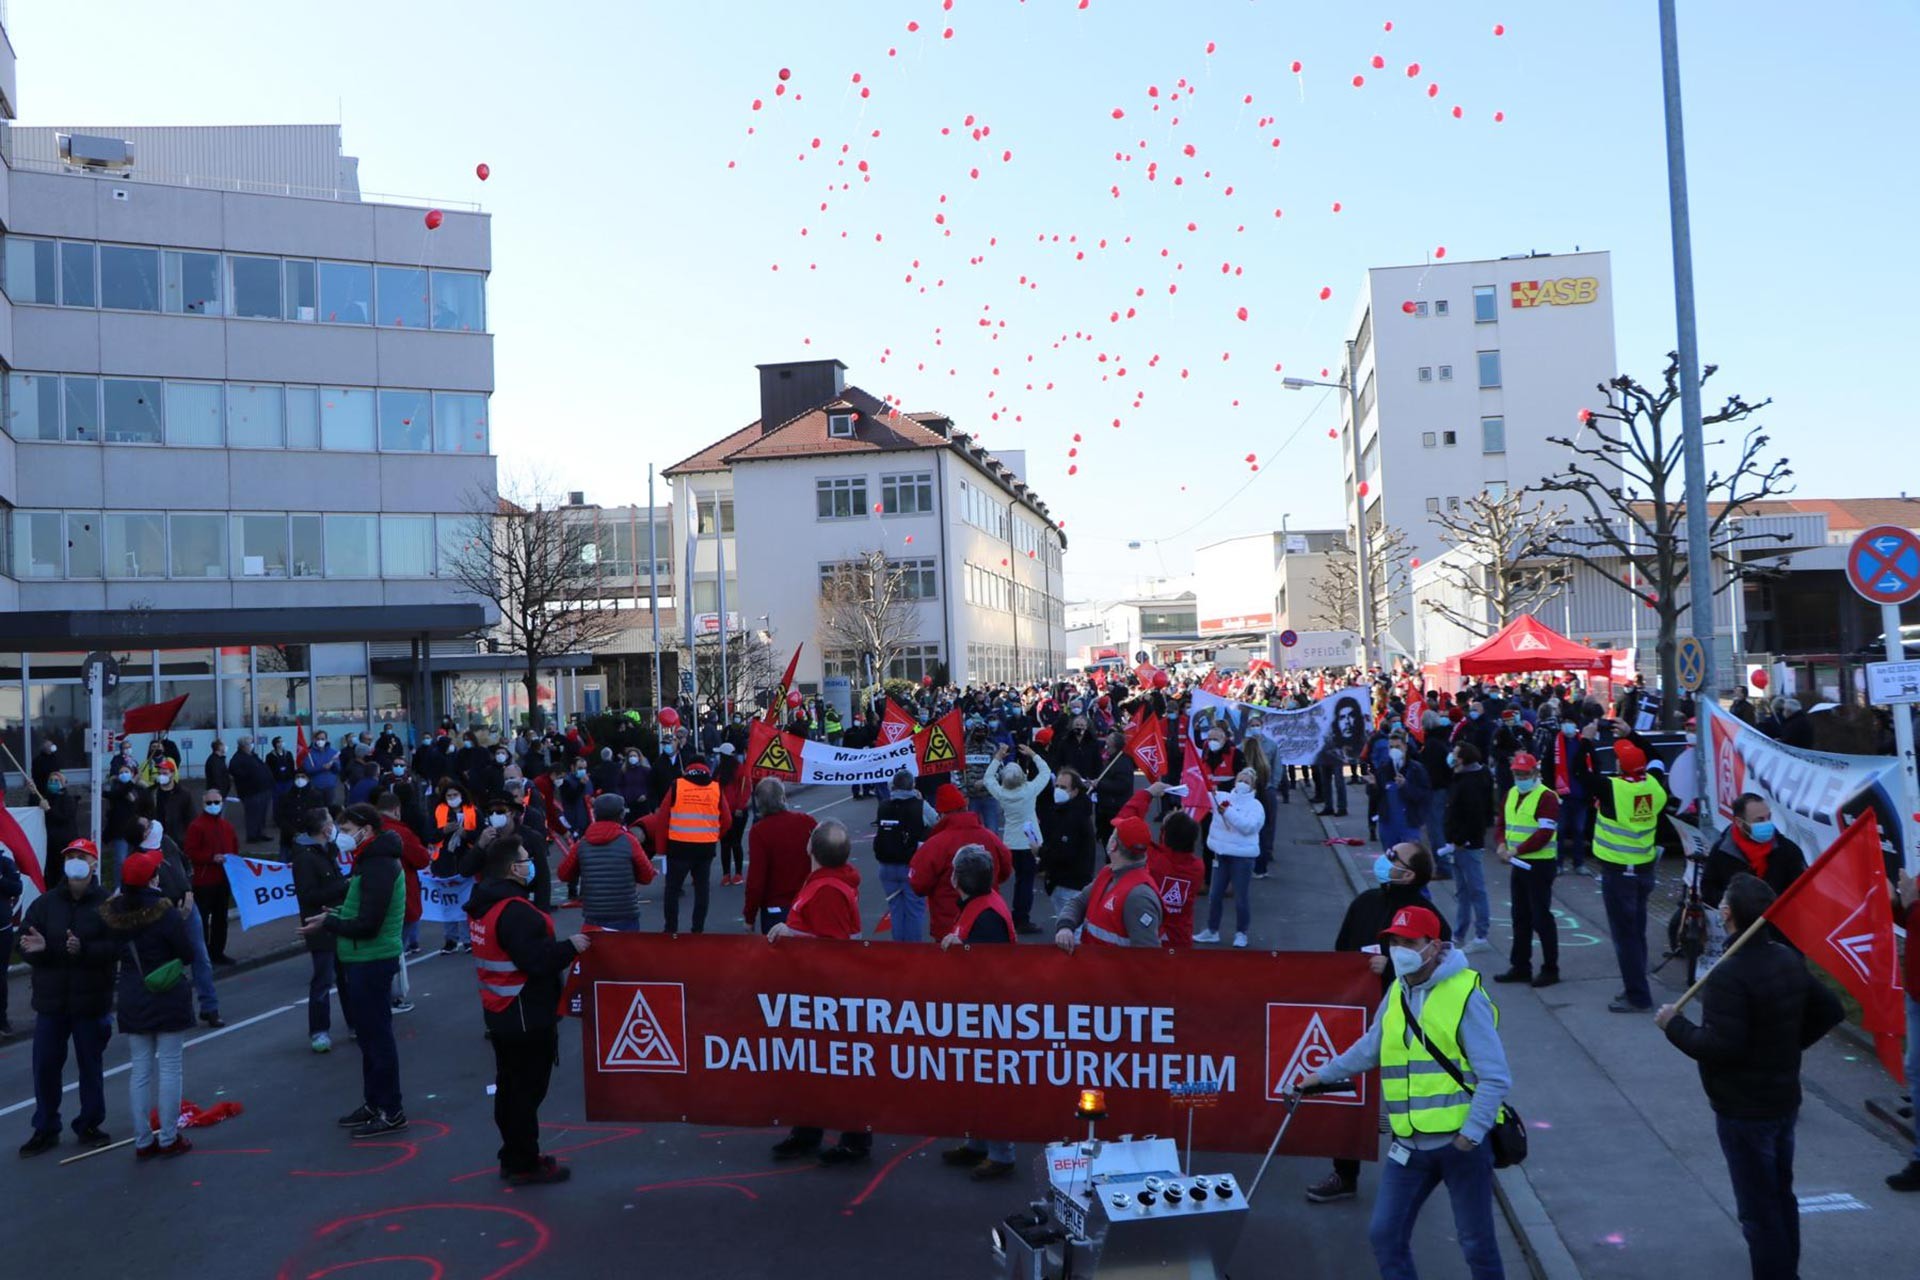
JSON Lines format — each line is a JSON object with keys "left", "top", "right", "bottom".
{"left": 1614, "top": 740, "right": 1648, "bottom": 774}
{"left": 1379, "top": 905, "right": 1443, "bottom": 945}
{"left": 1111, "top": 816, "right": 1152, "bottom": 855}
{"left": 120, "top": 850, "right": 164, "bottom": 889}
{"left": 1510, "top": 752, "right": 1539, "bottom": 773}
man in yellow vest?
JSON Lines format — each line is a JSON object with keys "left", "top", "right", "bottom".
{"left": 1300, "top": 905, "right": 1511, "bottom": 1279}
{"left": 1576, "top": 728, "right": 1668, "bottom": 1012}
{"left": 656, "top": 754, "right": 730, "bottom": 934}
{"left": 1492, "top": 751, "right": 1562, "bottom": 989}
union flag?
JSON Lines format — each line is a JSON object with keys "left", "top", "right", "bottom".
{"left": 746, "top": 720, "right": 803, "bottom": 782}
{"left": 914, "top": 708, "right": 964, "bottom": 776}
{"left": 1125, "top": 713, "right": 1168, "bottom": 781}
{"left": 879, "top": 698, "right": 918, "bottom": 745}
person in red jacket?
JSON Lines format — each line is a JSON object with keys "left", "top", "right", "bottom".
{"left": 1118, "top": 785, "right": 1203, "bottom": 947}
{"left": 908, "top": 784, "right": 1013, "bottom": 940}
{"left": 742, "top": 779, "right": 817, "bottom": 934}
{"left": 769, "top": 820, "right": 869, "bottom": 1164}
{"left": 183, "top": 789, "right": 240, "bottom": 965}
{"left": 376, "top": 791, "right": 432, "bottom": 961}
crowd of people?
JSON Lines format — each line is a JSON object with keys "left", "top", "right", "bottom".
{"left": 3, "top": 658, "right": 1909, "bottom": 1279}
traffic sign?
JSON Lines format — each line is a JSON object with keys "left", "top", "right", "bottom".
{"left": 679, "top": 670, "right": 695, "bottom": 696}
{"left": 1867, "top": 660, "right": 1920, "bottom": 706}
{"left": 1278, "top": 629, "right": 1299, "bottom": 649}
{"left": 1676, "top": 637, "right": 1707, "bottom": 692}
{"left": 81, "top": 651, "right": 120, "bottom": 695}
{"left": 1845, "top": 525, "right": 1920, "bottom": 605}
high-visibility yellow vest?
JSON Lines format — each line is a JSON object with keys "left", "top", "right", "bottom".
{"left": 1380, "top": 968, "right": 1492, "bottom": 1138}
{"left": 666, "top": 777, "right": 723, "bottom": 844}
{"left": 1592, "top": 775, "right": 1665, "bottom": 866}
{"left": 1503, "top": 786, "right": 1557, "bottom": 861}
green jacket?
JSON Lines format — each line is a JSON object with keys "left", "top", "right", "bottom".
{"left": 328, "top": 831, "right": 405, "bottom": 963}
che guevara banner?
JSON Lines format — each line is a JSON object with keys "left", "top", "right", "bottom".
{"left": 1187, "top": 686, "right": 1376, "bottom": 769}
{"left": 579, "top": 933, "right": 1381, "bottom": 1161}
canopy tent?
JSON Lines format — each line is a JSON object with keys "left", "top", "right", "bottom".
{"left": 1451, "top": 615, "right": 1611, "bottom": 677}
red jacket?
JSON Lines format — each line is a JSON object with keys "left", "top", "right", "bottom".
{"left": 743, "top": 809, "right": 817, "bottom": 921}
{"left": 384, "top": 816, "right": 431, "bottom": 925}
{"left": 908, "top": 811, "right": 1014, "bottom": 939}
{"left": 1120, "top": 791, "right": 1200, "bottom": 946}
{"left": 786, "top": 864, "right": 862, "bottom": 939}
{"left": 183, "top": 813, "right": 239, "bottom": 890}
{"left": 556, "top": 820, "right": 659, "bottom": 887}
{"left": 1907, "top": 900, "right": 1920, "bottom": 993}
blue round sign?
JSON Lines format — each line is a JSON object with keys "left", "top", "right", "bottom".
{"left": 1846, "top": 525, "right": 1920, "bottom": 606}
{"left": 1279, "top": 629, "right": 1299, "bottom": 648}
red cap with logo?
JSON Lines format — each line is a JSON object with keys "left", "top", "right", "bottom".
{"left": 120, "top": 850, "right": 164, "bottom": 889}
{"left": 1111, "top": 815, "right": 1153, "bottom": 854}
{"left": 60, "top": 838, "right": 100, "bottom": 861}
{"left": 1510, "top": 752, "right": 1539, "bottom": 773}
{"left": 1379, "top": 904, "right": 1443, "bottom": 945}
{"left": 1614, "top": 739, "right": 1648, "bottom": 775}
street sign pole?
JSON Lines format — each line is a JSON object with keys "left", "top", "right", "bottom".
{"left": 1881, "top": 601, "right": 1919, "bottom": 873}
{"left": 90, "top": 678, "right": 104, "bottom": 858}
{"left": 1844, "top": 525, "right": 1920, "bottom": 874}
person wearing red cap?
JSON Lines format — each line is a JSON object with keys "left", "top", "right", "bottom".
{"left": 1298, "top": 904, "right": 1511, "bottom": 1279}
{"left": 17, "top": 841, "right": 117, "bottom": 1156}
{"left": 1492, "top": 752, "right": 1562, "bottom": 989}
{"left": 1116, "top": 785, "right": 1202, "bottom": 947}
{"left": 1574, "top": 721, "right": 1669, "bottom": 1012}
{"left": 102, "top": 849, "right": 196, "bottom": 1158}
{"left": 1052, "top": 815, "right": 1162, "bottom": 951}
{"left": 909, "top": 783, "right": 1013, "bottom": 940}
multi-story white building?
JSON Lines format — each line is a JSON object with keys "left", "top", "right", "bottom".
{"left": 663, "top": 359, "right": 1067, "bottom": 695}
{"left": 1193, "top": 528, "right": 1347, "bottom": 639}
{"left": 1340, "top": 250, "right": 1618, "bottom": 657}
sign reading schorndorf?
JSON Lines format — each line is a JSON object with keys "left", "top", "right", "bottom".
{"left": 1271, "top": 630, "right": 1361, "bottom": 670}
{"left": 1866, "top": 660, "right": 1920, "bottom": 706}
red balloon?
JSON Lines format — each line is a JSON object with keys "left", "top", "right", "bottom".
{"left": 1493, "top": 111, "right": 1506, "bottom": 123}
{"left": 778, "top": 67, "right": 792, "bottom": 80}
{"left": 1411, "top": 558, "right": 1422, "bottom": 569}
{"left": 786, "top": 689, "right": 804, "bottom": 708}
{"left": 1383, "top": 20, "right": 1393, "bottom": 31}
{"left": 1493, "top": 23, "right": 1506, "bottom": 36}
{"left": 1435, "top": 246, "right": 1447, "bottom": 258}
{"left": 1402, "top": 301, "right": 1417, "bottom": 314}
{"left": 657, "top": 706, "right": 681, "bottom": 728}
{"left": 1370, "top": 55, "right": 1385, "bottom": 69}
{"left": 1426, "top": 82, "right": 1439, "bottom": 98}
{"left": 1351, "top": 74, "right": 1365, "bottom": 87}
{"left": 423, "top": 209, "right": 443, "bottom": 230}
{"left": 1068, "top": 464, "right": 1078, "bottom": 475}
{"left": 1577, "top": 408, "right": 1593, "bottom": 424}
{"left": 1244, "top": 452, "right": 1257, "bottom": 463}
{"left": 1451, "top": 105, "right": 1463, "bottom": 119}
{"left": 1205, "top": 41, "right": 1216, "bottom": 54}
{"left": 1331, "top": 201, "right": 1342, "bottom": 212}
{"left": 1357, "top": 481, "right": 1371, "bottom": 498}
{"left": 922, "top": 674, "right": 935, "bottom": 686}
{"left": 1751, "top": 668, "right": 1769, "bottom": 690}
{"left": 1111, "top": 107, "right": 1125, "bottom": 119}
{"left": 1318, "top": 286, "right": 1332, "bottom": 300}
{"left": 1406, "top": 62, "right": 1420, "bottom": 77}
{"left": 1328, "top": 428, "right": 1339, "bottom": 438}
{"left": 1290, "top": 59, "right": 1302, "bottom": 73}
{"left": 1235, "top": 306, "right": 1248, "bottom": 321}
{"left": 1152, "top": 670, "right": 1172, "bottom": 689}
{"left": 475, "top": 163, "right": 490, "bottom": 180}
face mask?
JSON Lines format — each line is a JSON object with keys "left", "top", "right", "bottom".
{"left": 335, "top": 830, "right": 356, "bottom": 853}
{"left": 488, "top": 812, "right": 510, "bottom": 829}
{"left": 1515, "top": 778, "right": 1539, "bottom": 794}
{"left": 1746, "top": 819, "right": 1776, "bottom": 843}
{"left": 316, "top": 738, "right": 327, "bottom": 748}
{"left": 495, "top": 753, "right": 508, "bottom": 764}
{"left": 1444, "top": 753, "right": 1457, "bottom": 769}
{"left": 118, "top": 771, "right": 133, "bottom": 783}
{"left": 627, "top": 755, "right": 640, "bottom": 765}
{"left": 574, "top": 768, "right": 588, "bottom": 778}
{"left": 1562, "top": 723, "right": 1579, "bottom": 738}
{"left": 663, "top": 745, "right": 676, "bottom": 757}
{"left": 1468, "top": 711, "right": 1481, "bottom": 721}
{"left": 446, "top": 795, "right": 463, "bottom": 808}
{"left": 1208, "top": 739, "right": 1226, "bottom": 752}
{"left": 295, "top": 776, "right": 309, "bottom": 788}
{"left": 393, "top": 764, "right": 407, "bottom": 776}
{"left": 159, "top": 776, "right": 174, "bottom": 788}
{"left": 1373, "top": 854, "right": 1395, "bottom": 885}
{"left": 1388, "top": 945, "right": 1428, "bottom": 979}
{"left": 48, "top": 780, "right": 64, "bottom": 793}
{"left": 204, "top": 801, "right": 223, "bottom": 814}
{"left": 64, "top": 858, "right": 93, "bottom": 881}
{"left": 1388, "top": 748, "right": 1406, "bottom": 767}
{"left": 141, "top": 825, "right": 163, "bottom": 851}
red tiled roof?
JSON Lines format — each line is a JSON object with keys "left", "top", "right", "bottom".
{"left": 661, "top": 419, "right": 766, "bottom": 477}
{"left": 1775, "top": 497, "right": 1920, "bottom": 533}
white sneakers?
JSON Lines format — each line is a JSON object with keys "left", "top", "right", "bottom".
{"left": 1193, "top": 929, "right": 1222, "bottom": 944}
{"left": 1463, "top": 937, "right": 1493, "bottom": 954}
{"left": 1233, "top": 932, "right": 1249, "bottom": 949}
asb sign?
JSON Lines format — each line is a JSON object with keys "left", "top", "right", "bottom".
{"left": 1510, "top": 277, "right": 1600, "bottom": 308}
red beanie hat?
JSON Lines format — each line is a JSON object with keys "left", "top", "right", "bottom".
{"left": 934, "top": 783, "right": 967, "bottom": 814}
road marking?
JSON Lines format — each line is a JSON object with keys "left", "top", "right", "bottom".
{"left": 800, "top": 792, "right": 862, "bottom": 817}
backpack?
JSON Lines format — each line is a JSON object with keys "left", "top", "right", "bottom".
{"left": 872, "top": 796, "right": 924, "bottom": 865}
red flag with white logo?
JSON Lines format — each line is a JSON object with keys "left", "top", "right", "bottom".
{"left": 879, "top": 699, "right": 917, "bottom": 746}
{"left": 1763, "top": 811, "right": 1904, "bottom": 1082}
{"left": 1124, "top": 713, "right": 1168, "bottom": 782}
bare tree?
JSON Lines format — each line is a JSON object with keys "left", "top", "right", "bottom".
{"left": 1424, "top": 491, "right": 1571, "bottom": 639}
{"left": 446, "top": 474, "right": 629, "bottom": 730}
{"left": 816, "top": 550, "right": 921, "bottom": 683}
{"left": 685, "top": 626, "right": 780, "bottom": 715}
{"left": 1309, "top": 525, "right": 1412, "bottom": 636}
{"left": 1308, "top": 550, "right": 1359, "bottom": 631}
{"left": 1530, "top": 354, "right": 1793, "bottom": 726}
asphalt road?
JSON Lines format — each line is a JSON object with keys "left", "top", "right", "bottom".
{"left": 0, "top": 788, "right": 1523, "bottom": 1279}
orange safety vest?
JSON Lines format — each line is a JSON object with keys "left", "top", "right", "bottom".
{"left": 431, "top": 800, "right": 479, "bottom": 858}
{"left": 1081, "top": 864, "right": 1158, "bottom": 947}
{"left": 667, "top": 777, "right": 723, "bottom": 845}
{"left": 470, "top": 895, "right": 549, "bottom": 1014}
{"left": 954, "top": 890, "right": 1016, "bottom": 942}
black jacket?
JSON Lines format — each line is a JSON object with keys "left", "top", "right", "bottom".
{"left": 1699, "top": 829, "right": 1808, "bottom": 908}
{"left": 1094, "top": 750, "right": 1135, "bottom": 816}
{"left": 873, "top": 793, "right": 928, "bottom": 866}
{"left": 101, "top": 891, "right": 196, "bottom": 1034}
{"left": 22, "top": 884, "right": 118, "bottom": 1018}
{"left": 204, "top": 750, "right": 232, "bottom": 796}
{"left": 464, "top": 877, "right": 581, "bottom": 1035}
{"left": 1443, "top": 766, "right": 1496, "bottom": 848}
{"left": 291, "top": 836, "right": 350, "bottom": 952}
{"left": 1037, "top": 789, "right": 1097, "bottom": 892}
{"left": 1333, "top": 883, "right": 1453, "bottom": 994}
{"left": 229, "top": 749, "right": 273, "bottom": 798}
{"left": 39, "top": 790, "right": 79, "bottom": 858}
{"left": 1662, "top": 936, "right": 1844, "bottom": 1119}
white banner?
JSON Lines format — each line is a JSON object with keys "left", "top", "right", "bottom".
{"left": 1187, "top": 687, "right": 1376, "bottom": 768}
{"left": 792, "top": 735, "right": 922, "bottom": 787}
{"left": 6, "top": 805, "right": 48, "bottom": 929}
{"left": 420, "top": 875, "right": 474, "bottom": 924}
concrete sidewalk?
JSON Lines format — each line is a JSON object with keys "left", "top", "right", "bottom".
{"left": 1313, "top": 802, "right": 1912, "bottom": 1280}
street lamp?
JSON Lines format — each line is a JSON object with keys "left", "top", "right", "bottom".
{"left": 1284, "top": 346, "right": 1376, "bottom": 667}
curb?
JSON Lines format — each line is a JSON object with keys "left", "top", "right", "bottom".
{"left": 1314, "top": 807, "right": 1580, "bottom": 1280}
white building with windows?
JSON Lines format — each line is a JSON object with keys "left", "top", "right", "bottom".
{"left": 663, "top": 358, "right": 1068, "bottom": 694}
{"left": 1340, "top": 250, "right": 1617, "bottom": 658}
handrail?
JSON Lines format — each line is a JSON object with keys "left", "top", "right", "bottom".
{"left": 4, "top": 155, "right": 482, "bottom": 212}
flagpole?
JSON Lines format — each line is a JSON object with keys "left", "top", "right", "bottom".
{"left": 1666, "top": 913, "right": 1767, "bottom": 1014}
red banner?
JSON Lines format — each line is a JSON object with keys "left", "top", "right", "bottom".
{"left": 123, "top": 693, "right": 190, "bottom": 735}
{"left": 913, "top": 708, "right": 964, "bottom": 775}
{"left": 746, "top": 719, "right": 804, "bottom": 783}
{"left": 578, "top": 934, "right": 1380, "bottom": 1160}
{"left": 1125, "top": 713, "right": 1168, "bottom": 781}
{"left": 879, "top": 699, "right": 917, "bottom": 745}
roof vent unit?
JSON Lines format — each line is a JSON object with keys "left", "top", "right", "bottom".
{"left": 58, "top": 133, "right": 136, "bottom": 172}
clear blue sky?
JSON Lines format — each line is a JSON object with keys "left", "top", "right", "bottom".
{"left": 14, "top": 1, "right": 1916, "bottom": 602}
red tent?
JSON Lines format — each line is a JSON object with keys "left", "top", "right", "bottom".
{"left": 1452, "top": 615, "right": 1610, "bottom": 677}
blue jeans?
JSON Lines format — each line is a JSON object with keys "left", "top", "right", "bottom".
{"left": 442, "top": 917, "right": 469, "bottom": 948}
{"left": 594, "top": 917, "right": 643, "bottom": 933}
{"left": 968, "top": 794, "right": 1002, "bottom": 839}
{"left": 105, "top": 839, "right": 129, "bottom": 882}
{"left": 1205, "top": 856, "right": 1253, "bottom": 934}
{"left": 182, "top": 901, "right": 218, "bottom": 1016}
{"left": 341, "top": 957, "right": 402, "bottom": 1114}
{"left": 1715, "top": 1111, "right": 1800, "bottom": 1280}
{"left": 308, "top": 949, "right": 352, "bottom": 1037}
{"left": 967, "top": 1136, "right": 1017, "bottom": 1163}
{"left": 31, "top": 1012, "right": 112, "bottom": 1135}
{"left": 1908, "top": 996, "right": 1920, "bottom": 1161}
{"left": 1600, "top": 861, "right": 1656, "bottom": 1007}
{"left": 878, "top": 863, "right": 926, "bottom": 943}
{"left": 1368, "top": 1138, "right": 1504, "bottom": 1280}
{"left": 1452, "top": 845, "right": 1491, "bottom": 941}
{"left": 403, "top": 919, "right": 421, "bottom": 951}
{"left": 1557, "top": 793, "right": 1591, "bottom": 869}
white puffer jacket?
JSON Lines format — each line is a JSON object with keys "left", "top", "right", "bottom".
{"left": 1206, "top": 784, "right": 1265, "bottom": 858}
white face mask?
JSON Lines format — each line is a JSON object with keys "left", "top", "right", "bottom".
{"left": 335, "top": 830, "right": 356, "bottom": 853}
{"left": 1389, "top": 748, "right": 1406, "bottom": 767}
{"left": 495, "top": 753, "right": 508, "bottom": 764}
{"left": 1388, "top": 944, "right": 1428, "bottom": 979}
{"left": 446, "top": 795, "right": 463, "bottom": 808}
{"left": 295, "top": 776, "right": 309, "bottom": 788}
{"left": 140, "top": 824, "right": 163, "bottom": 851}
{"left": 64, "top": 858, "right": 93, "bottom": 881}
{"left": 488, "top": 812, "right": 510, "bottom": 829}
{"left": 1052, "top": 786, "right": 1071, "bottom": 804}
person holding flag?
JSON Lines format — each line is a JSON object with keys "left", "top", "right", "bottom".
{"left": 0, "top": 813, "right": 28, "bottom": 1037}
{"left": 1892, "top": 865, "right": 1920, "bottom": 1193}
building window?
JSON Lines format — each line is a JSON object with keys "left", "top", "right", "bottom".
{"left": 432, "top": 270, "right": 485, "bottom": 332}
{"left": 100, "top": 245, "right": 161, "bottom": 311}
{"left": 11, "top": 511, "right": 62, "bottom": 576}
{"left": 1438, "top": 364, "right": 1453, "bottom": 381}
{"left": 105, "top": 513, "right": 166, "bottom": 578}
{"left": 828, "top": 413, "right": 855, "bottom": 438}
{"left": 1447, "top": 496, "right": 1461, "bottom": 512}
{"left": 66, "top": 513, "right": 101, "bottom": 577}
{"left": 229, "top": 255, "right": 281, "bottom": 319}
{"left": 1481, "top": 416, "right": 1506, "bottom": 454}
{"left": 324, "top": 514, "right": 378, "bottom": 577}
{"left": 1426, "top": 497, "right": 1440, "bottom": 513}
{"left": 6, "top": 373, "right": 58, "bottom": 441}
{"left": 1421, "top": 431, "right": 1436, "bottom": 447}
{"left": 164, "top": 382, "right": 224, "bottom": 447}
{"left": 228, "top": 384, "right": 285, "bottom": 448}
{"left": 377, "top": 389, "right": 432, "bottom": 452}
{"left": 4, "top": 237, "right": 55, "bottom": 303}
{"left": 62, "top": 242, "right": 97, "bottom": 307}
{"left": 695, "top": 498, "right": 736, "bottom": 535}
{"left": 1485, "top": 481, "right": 1508, "bottom": 499}
{"left": 1356, "top": 369, "right": 1377, "bottom": 423}
{"left": 1434, "top": 300, "right": 1449, "bottom": 317}
{"left": 103, "top": 378, "right": 164, "bottom": 444}
{"left": 291, "top": 514, "right": 324, "bottom": 577}
{"left": 322, "top": 388, "right": 377, "bottom": 451}
{"left": 1417, "top": 367, "right": 1433, "bottom": 383}
{"left": 319, "top": 261, "right": 373, "bottom": 325}
{"left": 898, "top": 557, "right": 937, "bottom": 600}
{"left": 434, "top": 392, "right": 488, "bottom": 454}
{"left": 887, "top": 644, "right": 940, "bottom": 684}
{"left": 1442, "top": 430, "right": 1457, "bottom": 446}
{"left": 382, "top": 515, "right": 436, "bottom": 577}
{"left": 284, "top": 260, "right": 318, "bottom": 321}
{"left": 881, "top": 472, "right": 934, "bottom": 515}
{"left": 1473, "top": 285, "right": 1497, "bottom": 323}
{"left": 1477, "top": 351, "right": 1501, "bottom": 389}
{"left": 169, "top": 513, "right": 227, "bottom": 578}
{"left": 1415, "top": 301, "right": 1429, "bottom": 317}
{"left": 163, "top": 251, "right": 223, "bottom": 315}
{"left": 64, "top": 377, "right": 100, "bottom": 443}
{"left": 232, "top": 514, "right": 289, "bottom": 577}
{"left": 815, "top": 477, "right": 867, "bottom": 519}
{"left": 287, "top": 387, "right": 321, "bottom": 449}
{"left": 376, "top": 266, "right": 430, "bottom": 329}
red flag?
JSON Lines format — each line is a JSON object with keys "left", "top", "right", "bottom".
{"left": 0, "top": 805, "right": 45, "bottom": 896}
{"left": 1179, "top": 756, "right": 1213, "bottom": 822}
{"left": 122, "top": 694, "right": 190, "bottom": 735}
{"left": 764, "top": 645, "right": 804, "bottom": 724}
{"left": 296, "top": 723, "right": 309, "bottom": 768}
{"left": 1404, "top": 697, "right": 1426, "bottom": 744}
{"left": 1124, "top": 713, "right": 1168, "bottom": 781}
{"left": 879, "top": 699, "right": 917, "bottom": 746}
{"left": 913, "top": 708, "right": 964, "bottom": 775}
{"left": 745, "top": 720, "right": 803, "bottom": 783}
{"left": 1313, "top": 673, "right": 1328, "bottom": 701}
{"left": 1764, "top": 812, "right": 1905, "bottom": 1082}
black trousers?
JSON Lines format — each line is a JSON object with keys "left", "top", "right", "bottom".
{"left": 528, "top": 838, "right": 553, "bottom": 911}
{"left": 493, "top": 1027, "right": 559, "bottom": 1175}
{"left": 197, "top": 883, "right": 232, "bottom": 960}
{"left": 1508, "top": 858, "right": 1559, "bottom": 973}
{"left": 664, "top": 844, "right": 715, "bottom": 933}
{"left": 721, "top": 814, "right": 747, "bottom": 876}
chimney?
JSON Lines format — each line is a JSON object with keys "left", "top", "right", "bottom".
{"left": 567, "top": 491, "right": 586, "bottom": 506}
{"left": 756, "top": 358, "right": 848, "bottom": 435}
